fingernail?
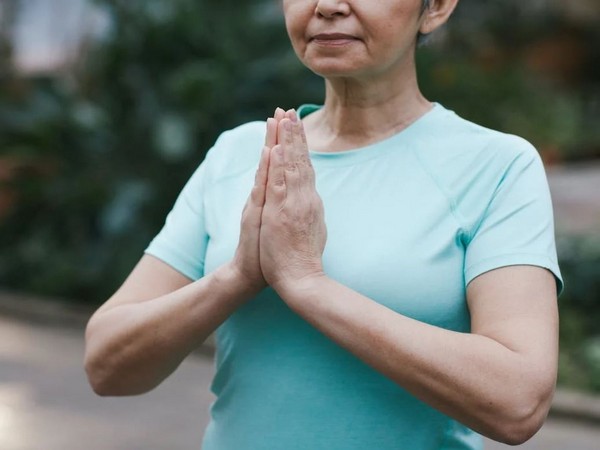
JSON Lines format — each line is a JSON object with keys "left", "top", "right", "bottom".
{"left": 284, "top": 119, "right": 292, "bottom": 131}
{"left": 290, "top": 109, "right": 298, "bottom": 123}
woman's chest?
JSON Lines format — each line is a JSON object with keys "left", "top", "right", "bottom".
{"left": 204, "top": 163, "right": 470, "bottom": 330}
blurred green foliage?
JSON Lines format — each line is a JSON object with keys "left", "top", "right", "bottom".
{"left": 0, "top": 0, "right": 599, "bottom": 391}
{"left": 420, "top": 0, "right": 600, "bottom": 162}
{"left": 556, "top": 236, "right": 600, "bottom": 392}
{"left": 0, "top": 0, "right": 323, "bottom": 301}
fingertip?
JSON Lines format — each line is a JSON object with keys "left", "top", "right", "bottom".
{"left": 265, "top": 118, "right": 274, "bottom": 135}
{"left": 289, "top": 109, "right": 298, "bottom": 123}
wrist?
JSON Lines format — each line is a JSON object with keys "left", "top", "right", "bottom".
{"left": 273, "top": 270, "right": 329, "bottom": 306}
{"left": 213, "top": 262, "right": 264, "bottom": 305}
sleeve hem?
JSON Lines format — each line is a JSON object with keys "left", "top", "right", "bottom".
{"left": 465, "top": 253, "right": 563, "bottom": 296}
{"left": 144, "top": 244, "right": 203, "bottom": 281}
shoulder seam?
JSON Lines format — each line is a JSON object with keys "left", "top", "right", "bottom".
{"left": 467, "top": 144, "right": 538, "bottom": 243}
{"left": 410, "top": 142, "right": 468, "bottom": 239}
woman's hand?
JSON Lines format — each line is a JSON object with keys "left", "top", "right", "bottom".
{"left": 260, "top": 110, "right": 327, "bottom": 294}
{"left": 230, "top": 108, "right": 285, "bottom": 296}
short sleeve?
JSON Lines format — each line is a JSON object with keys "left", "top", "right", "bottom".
{"left": 464, "top": 146, "right": 563, "bottom": 294}
{"left": 144, "top": 158, "right": 210, "bottom": 280}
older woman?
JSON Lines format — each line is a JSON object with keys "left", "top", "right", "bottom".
{"left": 84, "top": 1, "right": 562, "bottom": 449}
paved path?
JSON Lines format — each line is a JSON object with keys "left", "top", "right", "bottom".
{"left": 1, "top": 315, "right": 599, "bottom": 450}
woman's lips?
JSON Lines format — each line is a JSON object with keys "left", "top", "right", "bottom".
{"left": 311, "top": 33, "right": 359, "bottom": 46}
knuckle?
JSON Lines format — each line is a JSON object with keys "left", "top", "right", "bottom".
{"left": 273, "top": 177, "right": 286, "bottom": 187}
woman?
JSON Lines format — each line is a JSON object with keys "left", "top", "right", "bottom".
{"left": 84, "top": 1, "right": 563, "bottom": 448}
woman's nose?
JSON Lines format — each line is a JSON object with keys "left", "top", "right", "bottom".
{"left": 315, "top": 0, "right": 351, "bottom": 19}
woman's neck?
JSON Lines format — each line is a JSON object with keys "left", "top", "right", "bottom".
{"left": 304, "top": 62, "right": 432, "bottom": 152}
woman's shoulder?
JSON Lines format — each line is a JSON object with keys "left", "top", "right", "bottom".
{"left": 426, "top": 105, "right": 540, "bottom": 164}
{"left": 413, "top": 106, "right": 543, "bottom": 193}
{"left": 414, "top": 106, "right": 549, "bottom": 224}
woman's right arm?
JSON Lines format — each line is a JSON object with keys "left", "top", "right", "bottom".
{"left": 84, "top": 111, "right": 282, "bottom": 397}
{"left": 84, "top": 255, "right": 255, "bottom": 397}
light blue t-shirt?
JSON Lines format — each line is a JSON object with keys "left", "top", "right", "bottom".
{"left": 145, "top": 103, "right": 563, "bottom": 450}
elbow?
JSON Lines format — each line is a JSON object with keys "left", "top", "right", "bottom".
{"left": 84, "top": 323, "right": 144, "bottom": 397}
{"left": 84, "top": 332, "right": 160, "bottom": 397}
{"left": 84, "top": 349, "right": 125, "bottom": 397}
{"left": 84, "top": 354, "right": 114, "bottom": 397}
{"left": 84, "top": 320, "right": 117, "bottom": 396}
{"left": 494, "top": 418, "right": 543, "bottom": 446}
{"left": 487, "top": 390, "right": 552, "bottom": 446}
{"left": 84, "top": 313, "right": 139, "bottom": 396}
{"left": 84, "top": 352, "right": 151, "bottom": 397}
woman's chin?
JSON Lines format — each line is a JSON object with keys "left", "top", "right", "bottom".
{"left": 306, "top": 62, "right": 368, "bottom": 80}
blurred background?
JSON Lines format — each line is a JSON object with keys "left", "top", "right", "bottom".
{"left": 0, "top": 0, "right": 599, "bottom": 448}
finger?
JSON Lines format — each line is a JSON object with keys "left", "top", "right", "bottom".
{"left": 281, "top": 118, "right": 303, "bottom": 198}
{"left": 278, "top": 117, "right": 294, "bottom": 170}
{"left": 251, "top": 145, "right": 270, "bottom": 207}
{"left": 256, "top": 145, "right": 270, "bottom": 186}
{"left": 265, "top": 118, "right": 277, "bottom": 148}
{"left": 266, "top": 144, "right": 286, "bottom": 202}
{"left": 274, "top": 107, "right": 285, "bottom": 122}
{"left": 285, "top": 109, "right": 296, "bottom": 121}
{"left": 290, "top": 113, "right": 315, "bottom": 189}
{"left": 289, "top": 110, "right": 307, "bottom": 161}
{"left": 271, "top": 108, "right": 286, "bottom": 147}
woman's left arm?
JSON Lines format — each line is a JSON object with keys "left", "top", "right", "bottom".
{"left": 278, "top": 265, "right": 558, "bottom": 446}
{"left": 260, "top": 112, "right": 559, "bottom": 446}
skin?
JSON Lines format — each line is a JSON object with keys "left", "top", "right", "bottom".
{"left": 85, "top": 0, "right": 559, "bottom": 445}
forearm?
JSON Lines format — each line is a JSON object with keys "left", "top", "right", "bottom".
{"left": 276, "top": 275, "right": 554, "bottom": 444}
{"left": 84, "top": 263, "right": 252, "bottom": 396}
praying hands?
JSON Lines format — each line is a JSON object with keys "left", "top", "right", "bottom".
{"left": 232, "top": 108, "right": 327, "bottom": 297}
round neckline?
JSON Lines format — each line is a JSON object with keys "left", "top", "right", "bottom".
{"left": 297, "top": 103, "right": 445, "bottom": 167}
